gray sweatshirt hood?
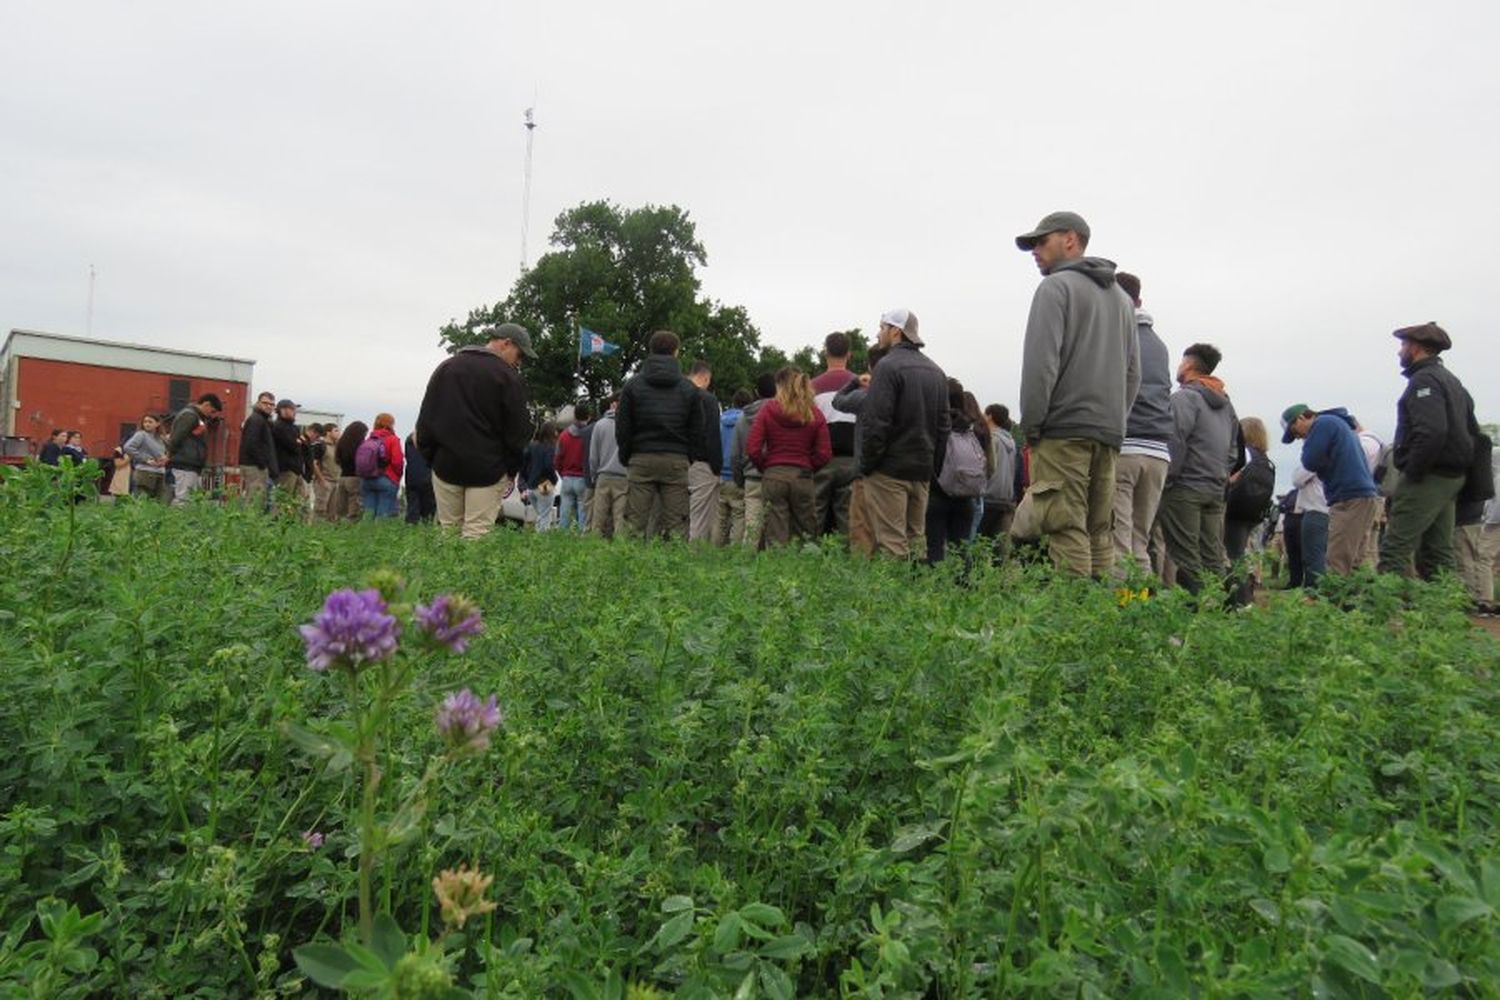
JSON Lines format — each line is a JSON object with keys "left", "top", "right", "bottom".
{"left": 1185, "top": 379, "right": 1231, "bottom": 411}
{"left": 1047, "top": 256, "right": 1118, "bottom": 288}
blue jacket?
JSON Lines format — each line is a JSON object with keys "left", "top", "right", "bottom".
{"left": 719, "top": 408, "right": 743, "bottom": 482}
{"left": 1301, "top": 408, "right": 1377, "bottom": 504}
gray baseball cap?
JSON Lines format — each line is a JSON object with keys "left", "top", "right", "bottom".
{"left": 1015, "top": 211, "right": 1090, "bottom": 251}
{"left": 488, "top": 322, "right": 537, "bottom": 359}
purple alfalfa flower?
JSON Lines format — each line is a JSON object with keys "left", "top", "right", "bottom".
{"left": 413, "top": 594, "right": 484, "bottom": 654}
{"left": 301, "top": 829, "right": 325, "bottom": 849}
{"left": 298, "top": 588, "right": 400, "bottom": 673}
{"left": 435, "top": 688, "right": 503, "bottom": 753}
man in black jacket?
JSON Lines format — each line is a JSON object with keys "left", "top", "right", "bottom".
{"left": 686, "top": 360, "right": 722, "bottom": 542}
{"left": 166, "top": 393, "right": 223, "bottom": 505}
{"left": 858, "top": 309, "right": 950, "bottom": 558}
{"left": 238, "top": 391, "right": 278, "bottom": 509}
{"left": 1378, "top": 322, "right": 1479, "bottom": 577}
{"left": 271, "top": 399, "right": 306, "bottom": 503}
{"left": 415, "top": 322, "right": 535, "bottom": 539}
{"left": 617, "top": 330, "right": 703, "bottom": 541}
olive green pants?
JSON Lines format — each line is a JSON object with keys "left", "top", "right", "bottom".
{"left": 1377, "top": 471, "right": 1463, "bottom": 578}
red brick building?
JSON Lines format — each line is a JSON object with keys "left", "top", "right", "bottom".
{"left": 0, "top": 329, "right": 255, "bottom": 466}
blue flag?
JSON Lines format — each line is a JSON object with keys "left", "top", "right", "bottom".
{"left": 578, "top": 327, "right": 621, "bottom": 358}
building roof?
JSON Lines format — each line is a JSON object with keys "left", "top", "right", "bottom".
{"left": 2, "top": 328, "right": 255, "bottom": 382}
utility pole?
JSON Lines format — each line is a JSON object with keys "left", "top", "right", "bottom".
{"left": 519, "top": 107, "right": 537, "bottom": 275}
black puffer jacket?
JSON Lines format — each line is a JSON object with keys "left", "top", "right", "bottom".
{"left": 239, "top": 409, "right": 278, "bottom": 475}
{"left": 694, "top": 387, "right": 722, "bottom": 475}
{"left": 616, "top": 355, "right": 703, "bottom": 465}
{"left": 1394, "top": 357, "right": 1476, "bottom": 480}
{"left": 858, "top": 342, "right": 951, "bottom": 480}
{"left": 415, "top": 346, "right": 532, "bottom": 488}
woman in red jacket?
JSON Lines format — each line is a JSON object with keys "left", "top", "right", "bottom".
{"left": 361, "top": 412, "right": 406, "bottom": 519}
{"left": 747, "top": 367, "right": 831, "bottom": 547}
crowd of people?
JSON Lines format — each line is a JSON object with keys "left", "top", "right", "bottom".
{"left": 34, "top": 211, "right": 1500, "bottom": 613}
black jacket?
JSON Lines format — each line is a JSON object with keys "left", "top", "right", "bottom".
{"left": 616, "top": 355, "right": 703, "bottom": 466}
{"left": 415, "top": 346, "right": 532, "bottom": 488}
{"left": 272, "top": 416, "right": 304, "bottom": 478}
{"left": 1394, "top": 357, "right": 1476, "bottom": 480}
{"left": 167, "top": 408, "right": 208, "bottom": 472}
{"left": 858, "top": 342, "right": 951, "bottom": 481}
{"left": 239, "top": 409, "right": 278, "bottom": 475}
{"left": 694, "top": 387, "right": 723, "bottom": 475}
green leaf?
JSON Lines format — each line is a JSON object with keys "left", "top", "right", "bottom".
{"left": 370, "top": 912, "right": 407, "bottom": 970}
{"left": 889, "top": 822, "right": 945, "bottom": 854}
{"left": 759, "top": 961, "right": 795, "bottom": 1000}
{"left": 1422, "top": 958, "right": 1462, "bottom": 989}
{"left": 661, "top": 894, "right": 695, "bottom": 913}
{"left": 760, "top": 934, "right": 813, "bottom": 961}
{"left": 343, "top": 940, "right": 393, "bottom": 976}
{"left": 653, "top": 910, "right": 694, "bottom": 951}
{"left": 559, "top": 970, "right": 601, "bottom": 1000}
{"left": 737, "top": 903, "right": 786, "bottom": 929}
{"left": 340, "top": 968, "right": 389, "bottom": 989}
{"left": 1248, "top": 898, "right": 1280, "bottom": 926}
{"left": 293, "top": 943, "right": 361, "bottom": 988}
{"left": 1323, "top": 935, "right": 1381, "bottom": 985}
{"left": 1435, "top": 895, "right": 1491, "bottom": 931}
{"left": 1262, "top": 845, "right": 1291, "bottom": 874}
{"left": 281, "top": 721, "right": 354, "bottom": 771}
{"left": 713, "top": 913, "right": 743, "bottom": 953}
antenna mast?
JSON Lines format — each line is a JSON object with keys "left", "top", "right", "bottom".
{"left": 520, "top": 107, "right": 537, "bottom": 275}
{"left": 86, "top": 263, "right": 96, "bottom": 336}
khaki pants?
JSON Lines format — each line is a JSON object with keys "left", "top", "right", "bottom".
{"left": 1327, "top": 496, "right": 1383, "bottom": 575}
{"left": 312, "top": 478, "right": 334, "bottom": 520}
{"left": 626, "top": 452, "right": 690, "bottom": 541}
{"left": 687, "top": 461, "right": 721, "bottom": 542}
{"left": 1112, "top": 453, "right": 1168, "bottom": 573}
{"left": 714, "top": 481, "right": 745, "bottom": 546}
{"left": 590, "top": 475, "right": 629, "bottom": 540}
{"left": 1019, "top": 437, "right": 1118, "bottom": 577}
{"left": 1378, "top": 471, "right": 1463, "bottom": 577}
{"left": 848, "top": 478, "right": 874, "bottom": 556}
{"left": 235, "top": 466, "right": 272, "bottom": 510}
{"left": 1455, "top": 523, "right": 1497, "bottom": 604}
{"left": 329, "top": 476, "right": 364, "bottom": 521}
{"left": 170, "top": 469, "right": 202, "bottom": 506}
{"left": 275, "top": 470, "right": 306, "bottom": 498}
{"left": 1158, "top": 486, "right": 1227, "bottom": 593}
{"left": 761, "top": 465, "right": 817, "bottom": 547}
{"left": 813, "top": 455, "right": 857, "bottom": 536}
{"left": 862, "top": 472, "right": 928, "bottom": 559}
{"left": 131, "top": 470, "right": 171, "bottom": 503}
{"left": 742, "top": 478, "right": 766, "bottom": 548}
{"left": 432, "top": 472, "right": 505, "bottom": 540}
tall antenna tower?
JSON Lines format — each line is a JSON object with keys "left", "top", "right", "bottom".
{"left": 86, "top": 263, "right": 96, "bottom": 336}
{"left": 519, "top": 107, "right": 537, "bottom": 275}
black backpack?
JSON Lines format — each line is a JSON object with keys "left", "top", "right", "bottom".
{"left": 1227, "top": 452, "right": 1277, "bottom": 522}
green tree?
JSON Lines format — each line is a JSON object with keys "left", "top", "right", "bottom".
{"left": 438, "top": 201, "right": 778, "bottom": 408}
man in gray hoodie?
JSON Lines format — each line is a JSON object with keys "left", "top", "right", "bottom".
{"left": 1014, "top": 211, "right": 1140, "bottom": 577}
{"left": 587, "top": 395, "right": 628, "bottom": 540}
{"left": 1159, "top": 343, "right": 1241, "bottom": 594}
{"left": 1111, "top": 273, "right": 1173, "bottom": 574}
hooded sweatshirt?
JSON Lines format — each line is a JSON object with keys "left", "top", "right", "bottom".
{"left": 718, "top": 408, "right": 743, "bottom": 482}
{"left": 731, "top": 398, "right": 771, "bottom": 486}
{"left": 1019, "top": 256, "right": 1141, "bottom": 448}
{"left": 1121, "top": 309, "right": 1173, "bottom": 459}
{"left": 1299, "top": 407, "right": 1378, "bottom": 504}
{"left": 1167, "top": 375, "right": 1240, "bottom": 493}
{"left": 616, "top": 355, "right": 702, "bottom": 465}
{"left": 556, "top": 422, "right": 589, "bottom": 478}
{"left": 588, "top": 411, "right": 627, "bottom": 478}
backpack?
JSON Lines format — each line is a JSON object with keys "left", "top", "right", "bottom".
{"left": 937, "top": 428, "right": 987, "bottom": 499}
{"left": 1226, "top": 451, "right": 1276, "bottom": 522}
{"left": 1372, "top": 441, "right": 1398, "bottom": 497}
{"left": 1459, "top": 433, "right": 1495, "bottom": 504}
{"left": 354, "top": 433, "right": 389, "bottom": 479}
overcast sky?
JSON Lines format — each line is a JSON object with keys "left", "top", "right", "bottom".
{"left": 4, "top": 0, "right": 1496, "bottom": 477}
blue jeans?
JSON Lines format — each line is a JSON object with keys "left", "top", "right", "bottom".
{"left": 557, "top": 475, "right": 588, "bottom": 532}
{"left": 1300, "top": 510, "right": 1330, "bottom": 588}
{"left": 361, "top": 476, "right": 399, "bottom": 518}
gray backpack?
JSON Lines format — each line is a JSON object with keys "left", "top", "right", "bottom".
{"left": 937, "top": 428, "right": 987, "bottom": 499}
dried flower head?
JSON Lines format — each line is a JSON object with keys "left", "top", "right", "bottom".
{"left": 434, "top": 688, "right": 503, "bottom": 753}
{"left": 298, "top": 589, "right": 400, "bottom": 672}
{"left": 413, "top": 594, "right": 484, "bottom": 654}
{"left": 431, "top": 864, "right": 496, "bottom": 929}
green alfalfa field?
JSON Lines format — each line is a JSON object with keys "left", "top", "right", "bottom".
{"left": 1, "top": 460, "right": 1498, "bottom": 998}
